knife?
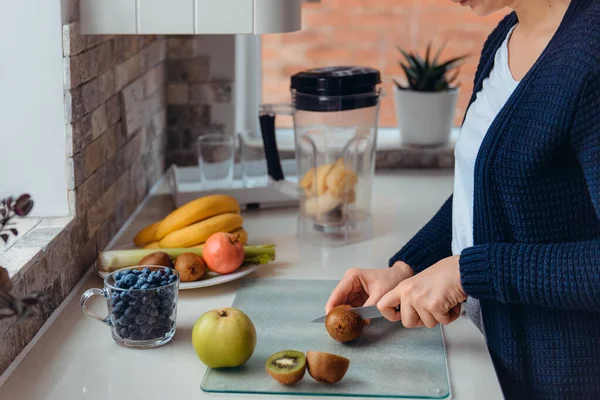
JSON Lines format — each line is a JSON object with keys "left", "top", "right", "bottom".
{"left": 310, "top": 305, "right": 398, "bottom": 323}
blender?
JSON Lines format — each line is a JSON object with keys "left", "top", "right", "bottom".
{"left": 259, "top": 66, "right": 382, "bottom": 246}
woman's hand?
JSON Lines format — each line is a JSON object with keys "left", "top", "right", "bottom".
{"left": 377, "top": 256, "right": 466, "bottom": 328}
{"left": 325, "top": 261, "right": 414, "bottom": 315}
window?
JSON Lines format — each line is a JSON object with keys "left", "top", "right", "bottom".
{"left": 0, "top": 2, "right": 68, "bottom": 217}
{"left": 258, "top": 0, "right": 508, "bottom": 129}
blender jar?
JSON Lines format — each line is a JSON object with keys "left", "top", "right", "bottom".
{"left": 260, "top": 66, "right": 382, "bottom": 246}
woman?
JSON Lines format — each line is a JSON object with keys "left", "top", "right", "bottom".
{"left": 326, "top": 0, "right": 600, "bottom": 398}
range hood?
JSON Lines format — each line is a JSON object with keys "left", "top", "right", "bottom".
{"left": 80, "top": 0, "right": 302, "bottom": 35}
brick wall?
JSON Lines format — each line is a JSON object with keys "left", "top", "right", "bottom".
{"left": 0, "top": 0, "right": 168, "bottom": 374}
{"left": 262, "top": 0, "right": 508, "bottom": 127}
{"left": 165, "top": 36, "right": 235, "bottom": 166}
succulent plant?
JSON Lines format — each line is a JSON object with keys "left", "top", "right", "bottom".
{"left": 394, "top": 42, "right": 469, "bottom": 92}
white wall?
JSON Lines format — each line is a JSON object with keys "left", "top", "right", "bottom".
{"left": 0, "top": 1, "right": 68, "bottom": 217}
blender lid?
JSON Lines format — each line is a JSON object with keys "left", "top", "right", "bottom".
{"left": 291, "top": 66, "right": 381, "bottom": 96}
{"left": 291, "top": 66, "right": 382, "bottom": 112}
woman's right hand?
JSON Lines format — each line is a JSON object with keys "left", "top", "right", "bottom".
{"left": 325, "top": 261, "right": 414, "bottom": 315}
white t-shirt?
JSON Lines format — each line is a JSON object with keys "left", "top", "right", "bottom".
{"left": 452, "top": 24, "right": 519, "bottom": 332}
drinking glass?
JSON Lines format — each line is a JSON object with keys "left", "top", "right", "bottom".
{"left": 80, "top": 265, "right": 180, "bottom": 349}
{"left": 239, "top": 130, "right": 268, "bottom": 188}
{"left": 196, "top": 133, "right": 235, "bottom": 189}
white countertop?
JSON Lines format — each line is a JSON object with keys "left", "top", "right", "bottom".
{"left": 0, "top": 169, "right": 502, "bottom": 400}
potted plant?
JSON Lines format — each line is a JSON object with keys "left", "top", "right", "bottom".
{"left": 393, "top": 43, "right": 468, "bottom": 147}
{"left": 0, "top": 194, "right": 45, "bottom": 321}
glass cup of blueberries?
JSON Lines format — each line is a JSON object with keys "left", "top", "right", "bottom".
{"left": 81, "top": 265, "right": 180, "bottom": 349}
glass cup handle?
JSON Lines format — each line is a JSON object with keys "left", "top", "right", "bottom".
{"left": 80, "top": 288, "right": 113, "bottom": 327}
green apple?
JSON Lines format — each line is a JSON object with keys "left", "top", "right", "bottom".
{"left": 192, "top": 307, "right": 257, "bottom": 368}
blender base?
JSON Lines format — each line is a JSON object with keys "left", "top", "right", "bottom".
{"left": 296, "top": 213, "right": 374, "bottom": 247}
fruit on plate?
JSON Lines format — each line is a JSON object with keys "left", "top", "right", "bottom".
{"left": 265, "top": 350, "right": 307, "bottom": 385}
{"left": 325, "top": 304, "right": 364, "bottom": 343}
{"left": 202, "top": 232, "right": 245, "bottom": 274}
{"left": 111, "top": 267, "right": 178, "bottom": 341}
{"left": 306, "top": 351, "right": 350, "bottom": 384}
{"left": 144, "top": 241, "right": 161, "bottom": 249}
{"left": 97, "top": 245, "right": 275, "bottom": 273}
{"left": 133, "top": 221, "right": 161, "bottom": 248}
{"left": 191, "top": 227, "right": 248, "bottom": 248}
{"left": 159, "top": 213, "right": 243, "bottom": 248}
{"left": 192, "top": 308, "right": 257, "bottom": 368}
{"left": 155, "top": 194, "right": 240, "bottom": 241}
{"left": 173, "top": 253, "right": 206, "bottom": 282}
{"left": 139, "top": 251, "right": 173, "bottom": 268}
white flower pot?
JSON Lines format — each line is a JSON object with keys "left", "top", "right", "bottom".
{"left": 393, "top": 86, "right": 459, "bottom": 147}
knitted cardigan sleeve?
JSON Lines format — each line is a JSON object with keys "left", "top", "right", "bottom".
{"left": 459, "top": 70, "right": 600, "bottom": 311}
{"left": 388, "top": 195, "right": 454, "bottom": 274}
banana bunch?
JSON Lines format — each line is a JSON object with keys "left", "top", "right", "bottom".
{"left": 133, "top": 195, "right": 247, "bottom": 249}
{"left": 299, "top": 158, "right": 358, "bottom": 219}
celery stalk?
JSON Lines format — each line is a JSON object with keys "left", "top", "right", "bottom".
{"left": 98, "top": 245, "right": 276, "bottom": 272}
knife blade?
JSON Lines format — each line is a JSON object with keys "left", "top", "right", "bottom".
{"left": 310, "top": 305, "right": 388, "bottom": 323}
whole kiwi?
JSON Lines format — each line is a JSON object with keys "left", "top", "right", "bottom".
{"left": 325, "top": 304, "right": 364, "bottom": 343}
{"left": 306, "top": 351, "right": 350, "bottom": 384}
{"left": 139, "top": 251, "right": 173, "bottom": 268}
{"left": 174, "top": 253, "right": 206, "bottom": 282}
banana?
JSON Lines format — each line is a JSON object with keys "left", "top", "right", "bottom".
{"left": 133, "top": 221, "right": 161, "bottom": 247}
{"left": 143, "top": 241, "right": 161, "bottom": 249}
{"left": 155, "top": 195, "right": 240, "bottom": 240}
{"left": 159, "top": 213, "right": 244, "bottom": 248}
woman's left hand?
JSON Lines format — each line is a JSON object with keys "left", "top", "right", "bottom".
{"left": 376, "top": 256, "right": 467, "bottom": 328}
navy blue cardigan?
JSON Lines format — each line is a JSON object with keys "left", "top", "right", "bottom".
{"left": 389, "top": 0, "right": 600, "bottom": 398}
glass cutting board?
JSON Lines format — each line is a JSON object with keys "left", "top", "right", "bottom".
{"left": 201, "top": 279, "right": 450, "bottom": 399}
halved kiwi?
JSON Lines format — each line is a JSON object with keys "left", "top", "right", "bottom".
{"left": 265, "top": 350, "right": 307, "bottom": 385}
{"left": 306, "top": 351, "right": 350, "bottom": 384}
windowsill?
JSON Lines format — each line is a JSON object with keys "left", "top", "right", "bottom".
{"left": 0, "top": 217, "right": 73, "bottom": 284}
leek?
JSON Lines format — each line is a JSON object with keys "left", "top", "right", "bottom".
{"left": 98, "top": 244, "right": 276, "bottom": 272}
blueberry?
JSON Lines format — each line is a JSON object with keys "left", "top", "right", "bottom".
{"left": 157, "top": 270, "right": 165, "bottom": 277}
{"left": 124, "top": 274, "right": 137, "bottom": 287}
{"left": 117, "top": 316, "right": 133, "bottom": 326}
{"left": 151, "top": 298, "right": 161, "bottom": 308}
{"left": 113, "top": 301, "right": 127, "bottom": 313}
{"left": 128, "top": 324, "right": 140, "bottom": 333}
{"left": 129, "top": 297, "right": 139, "bottom": 307}
{"left": 146, "top": 316, "right": 157, "bottom": 326}
{"left": 157, "top": 288, "right": 166, "bottom": 296}
{"left": 119, "top": 327, "right": 130, "bottom": 338}
{"left": 111, "top": 292, "right": 121, "bottom": 303}
{"left": 142, "top": 295, "right": 152, "bottom": 305}
{"left": 120, "top": 292, "right": 132, "bottom": 302}
{"left": 149, "top": 308, "right": 160, "bottom": 318}
{"left": 142, "top": 268, "right": 151, "bottom": 274}
{"left": 153, "top": 327, "right": 167, "bottom": 337}
{"left": 123, "top": 307, "right": 137, "bottom": 319}
{"left": 112, "top": 311, "right": 124, "bottom": 320}
{"left": 132, "top": 270, "right": 142, "bottom": 275}
{"left": 141, "top": 284, "right": 150, "bottom": 290}
{"left": 140, "top": 324, "right": 153, "bottom": 335}
{"left": 130, "top": 333, "right": 143, "bottom": 341}
{"left": 158, "top": 311, "right": 169, "bottom": 320}
{"left": 135, "top": 313, "right": 148, "bottom": 325}
{"left": 160, "top": 298, "right": 172, "bottom": 308}
{"left": 140, "top": 305, "right": 150, "bottom": 314}
{"left": 114, "top": 271, "right": 123, "bottom": 281}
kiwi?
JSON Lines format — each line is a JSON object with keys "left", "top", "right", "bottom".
{"left": 306, "top": 351, "right": 349, "bottom": 384}
{"left": 325, "top": 304, "right": 364, "bottom": 343}
{"left": 265, "top": 350, "right": 306, "bottom": 385}
{"left": 174, "top": 253, "right": 206, "bottom": 282}
{"left": 139, "top": 251, "right": 173, "bottom": 268}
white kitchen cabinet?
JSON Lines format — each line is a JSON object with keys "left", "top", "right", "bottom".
{"left": 80, "top": 0, "right": 302, "bottom": 35}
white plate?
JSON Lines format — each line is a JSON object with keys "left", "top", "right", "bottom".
{"left": 94, "top": 264, "right": 259, "bottom": 290}
{"left": 95, "top": 243, "right": 260, "bottom": 290}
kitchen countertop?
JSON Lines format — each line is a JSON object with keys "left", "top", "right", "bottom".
{"left": 0, "top": 169, "right": 503, "bottom": 400}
